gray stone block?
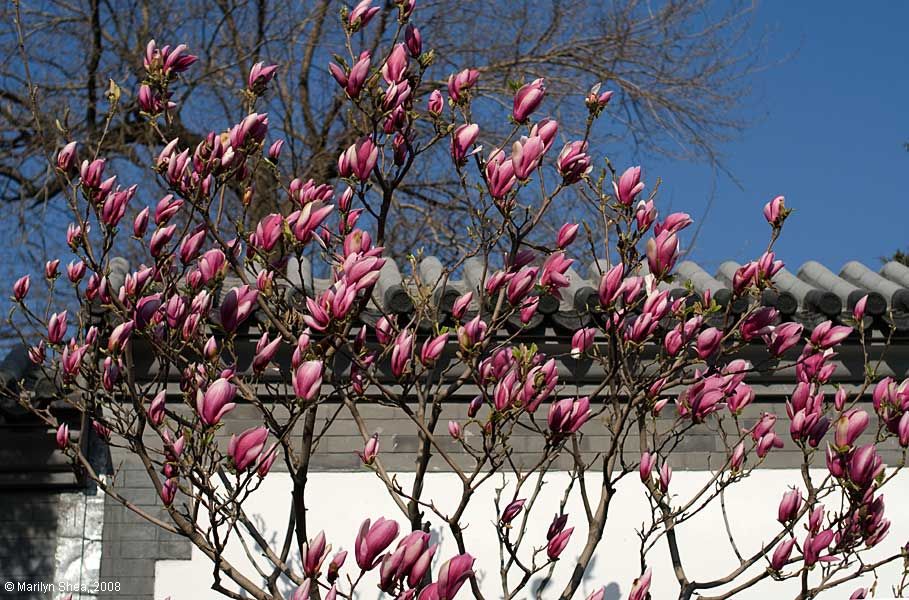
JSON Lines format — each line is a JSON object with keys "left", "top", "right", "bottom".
{"left": 119, "top": 541, "right": 161, "bottom": 559}
{"left": 157, "top": 539, "right": 192, "bottom": 560}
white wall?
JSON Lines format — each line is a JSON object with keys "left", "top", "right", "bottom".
{"left": 156, "top": 470, "right": 907, "bottom": 599}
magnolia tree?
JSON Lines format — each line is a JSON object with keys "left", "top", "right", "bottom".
{"left": 5, "top": 2, "right": 909, "bottom": 599}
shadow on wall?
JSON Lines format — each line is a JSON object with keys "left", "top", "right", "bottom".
{"left": 0, "top": 491, "right": 60, "bottom": 600}
{"left": 530, "top": 553, "right": 621, "bottom": 599}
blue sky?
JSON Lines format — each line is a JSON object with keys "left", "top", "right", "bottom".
{"left": 645, "top": 1, "right": 909, "bottom": 273}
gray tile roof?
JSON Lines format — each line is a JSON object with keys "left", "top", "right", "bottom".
{"left": 280, "top": 256, "right": 909, "bottom": 331}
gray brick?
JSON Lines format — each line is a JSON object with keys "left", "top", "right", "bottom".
{"left": 674, "top": 435, "right": 718, "bottom": 452}
{"left": 119, "top": 540, "right": 161, "bottom": 559}
{"left": 103, "top": 557, "right": 154, "bottom": 578}
{"left": 105, "top": 577, "right": 155, "bottom": 597}
{"left": 157, "top": 539, "right": 192, "bottom": 560}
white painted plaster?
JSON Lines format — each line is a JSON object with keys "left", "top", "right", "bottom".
{"left": 156, "top": 470, "right": 908, "bottom": 599}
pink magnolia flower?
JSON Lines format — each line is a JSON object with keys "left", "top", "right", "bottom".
{"left": 730, "top": 443, "right": 745, "bottom": 472}
{"left": 803, "top": 529, "right": 835, "bottom": 566}
{"left": 252, "top": 332, "right": 282, "bottom": 372}
{"left": 430, "top": 553, "right": 475, "bottom": 599}
{"left": 47, "top": 311, "right": 68, "bottom": 344}
{"left": 628, "top": 568, "right": 652, "bottom": 600}
{"left": 148, "top": 390, "right": 166, "bottom": 426}
{"left": 556, "top": 141, "right": 591, "bottom": 184}
{"left": 358, "top": 433, "right": 380, "bottom": 465}
{"left": 639, "top": 452, "right": 655, "bottom": 482}
{"left": 381, "top": 43, "right": 408, "bottom": 84}
{"left": 848, "top": 444, "right": 883, "bottom": 489}
{"left": 250, "top": 213, "right": 283, "bottom": 253}
{"left": 12, "top": 275, "right": 29, "bottom": 301}
{"left": 756, "top": 432, "right": 784, "bottom": 458}
{"left": 447, "top": 68, "right": 479, "bottom": 103}
{"left": 770, "top": 538, "right": 796, "bottom": 570}
{"left": 28, "top": 341, "right": 46, "bottom": 365}
{"left": 635, "top": 200, "right": 657, "bottom": 232}
{"left": 450, "top": 123, "right": 480, "bottom": 164}
{"left": 547, "top": 514, "right": 568, "bottom": 540}
{"left": 556, "top": 223, "right": 579, "bottom": 248}
{"left": 547, "top": 527, "right": 573, "bottom": 560}
{"left": 763, "top": 195, "right": 786, "bottom": 226}
{"left": 548, "top": 397, "right": 591, "bottom": 435}
{"left": 500, "top": 498, "right": 525, "bottom": 524}
{"left": 777, "top": 489, "right": 802, "bottom": 523}
{"left": 614, "top": 166, "right": 644, "bottom": 206}
{"left": 382, "top": 80, "right": 411, "bottom": 111}
{"left": 404, "top": 24, "right": 422, "bottom": 56}
{"left": 511, "top": 135, "right": 545, "bottom": 180}
{"left": 229, "top": 427, "right": 268, "bottom": 471}
{"left": 391, "top": 330, "right": 415, "bottom": 377}
{"left": 448, "top": 420, "right": 461, "bottom": 439}
{"left": 66, "top": 223, "right": 83, "bottom": 248}
{"left": 598, "top": 263, "right": 624, "bottom": 306}
{"left": 220, "top": 285, "right": 258, "bottom": 332}
{"left": 291, "top": 201, "right": 334, "bottom": 244}
{"left": 178, "top": 227, "right": 206, "bottom": 265}
{"left": 420, "top": 333, "right": 448, "bottom": 365}
{"left": 834, "top": 409, "right": 869, "bottom": 449}
{"left": 160, "top": 478, "right": 178, "bottom": 506}
{"left": 512, "top": 78, "right": 545, "bottom": 122}
{"left": 155, "top": 194, "right": 183, "bottom": 225}
{"left": 740, "top": 307, "right": 779, "bottom": 341}
{"left": 451, "top": 292, "right": 473, "bottom": 320}
{"left": 530, "top": 118, "right": 559, "bottom": 151}
{"left": 765, "top": 322, "right": 803, "bottom": 356}
{"left": 458, "top": 316, "right": 487, "bottom": 350}
{"left": 348, "top": 0, "right": 379, "bottom": 29}
{"left": 79, "top": 157, "right": 105, "bottom": 188}
{"left": 247, "top": 61, "right": 278, "bottom": 93}
{"left": 56, "top": 423, "right": 69, "bottom": 449}
{"left": 898, "top": 412, "right": 909, "bottom": 447}
{"left": 506, "top": 266, "right": 538, "bottom": 305}
{"left": 196, "top": 378, "right": 237, "bottom": 425}
{"left": 303, "top": 530, "right": 330, "bottom": 577}
{"left": 256, "top": 444, "right": 278, "bottom": 478}
{"left": 645, "top": 230, "right": 679, "bottom": 277}
{"left": 658, "top": 462, "right": 672, "bottom": 493}
{"left": 44, "top": 259, "right": 60, "bottom": 279}
{"left": 853, "top": 294, "right": 868, "bottom": 322}
{"left": 67, "top": 260, "right": 87, "bottom": 283}
{"left": 107, "top": 320, "right": 135, "bottom": 354}
{"left": 427, "top": 89, "right": 444, "bottom": 115}
{"left": 323, "top": 553, "right": 346, "bottom": 586}
{"left": 339, "top": 137, "right": 378, "bottom": 181}
{"left": 143, "top": 40, "right": 198, "bottom": 75}
{"left": 293, "top": 360, "right": 323, "bottom": 401}
{"left": 485, "top": 149, "right": 516, "bottom": 199}
{"left": 571, "top": 328, "right": 596, "bottom": 358}
{"left": 198, "top": 249, "right": 227, "bottom": 284}
{"left": 585, "top": 82, "right": 613, "bottom": 111}
{"left": 150, "top": 224, "right": 177, "bottom": 257}
{"left": 92, "top": 419, "right": 111, "bottom": 440}
{"left": 586, "top": 588, "right": 606, "bottom": 600}
{"left": 330, "top": 52, "right": 372, "bottom": 99}
{"left": 56, "top": 141, "right": 78, "bottom": 171}
{"left": 375, "top": 316, "right": 395, "bottom": 345}
{"left": 355, "top": 517, "right": 400, "bottom": 570}
{"left": 810, "top": 320, "right": 852, "bottom": 349}
{"left": 267, "top": 139, "right": 284, "bottom": 161}
{"left": 695, "top": 327, "right": 722, "bottom": 359}
{"left": 290, "top": 581, "right": 313, "bottom": 600}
